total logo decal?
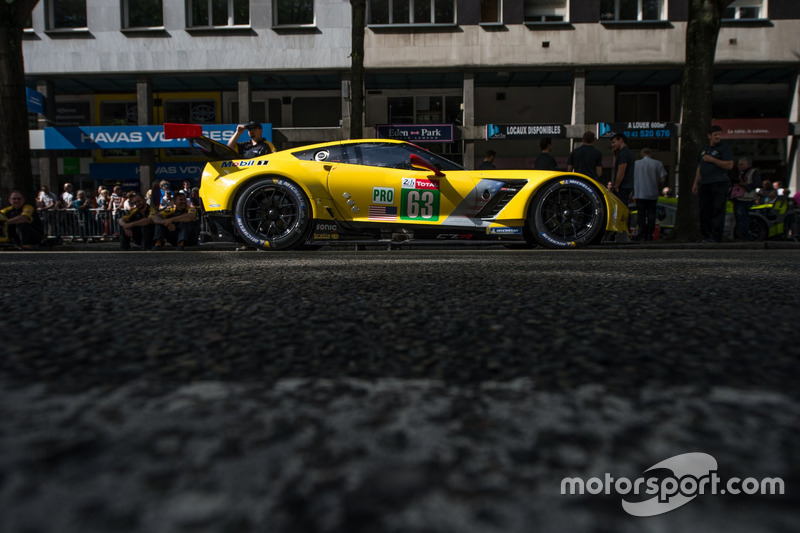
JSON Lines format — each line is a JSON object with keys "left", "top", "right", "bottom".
{"left": 561, "top": 453, "right": 785, "bottom": 517}
{"left": 402, "top": 177, "right": 439, "bottom": 190}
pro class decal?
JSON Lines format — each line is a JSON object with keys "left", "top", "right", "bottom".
{"left": 400, "top": 177, "right": 440, "bottom": 221}
{"left": 372, "top": 187, "right": 395, "bottom": 205}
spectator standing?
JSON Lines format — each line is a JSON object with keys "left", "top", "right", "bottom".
{"left": 62, "top": 183, "right": 74, "bottom": 207}
{"left": 159, "top": 180, "right": 174, "bottom": 210}
{"left": 662, "top": 187, "right": 674, "bottom": 198}
{"left": 189, "top": 187, "right": 204, "bottom": 212}
{"left": 757, "top": 179, "right": 773, "bottom": 205}
{"left": 692, "top": 125, "right": 734, "bottom": 243}
{"left": 567, "top": 131, "right": 603, "bottom": 181}
{"left": 118, "top": 194, "right": 156, "bottom": 250}
{"left": 71, "top": 190, "right": 91, "bottom": 240}
{"left": 477, "top": 150, "right": 497, "bottom": 169}
{"left": 36, "top": 185, "right": 57, "bottom": 236}
{"left": 0, "top": 191, "right": 44, "bottom": 249}
{"left": 731, "top": 158, "right": 760, "bottom": 240}
{"left": 533, "top": 137, "right": 558, "bottom": 171}
{"left": 632, "top": 148, "right": 667, "bottom": 241}
{"left": 610, "top": 133, "right": 635, "bottom": 205}
{"left": 179, "top": 180, "right": 193, "bottom": 198}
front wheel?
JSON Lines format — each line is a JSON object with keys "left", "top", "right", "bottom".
{"left": 234, "top": 177, "right": 311, "bottom": 250}
{"left": 527, "top": 178, "right": 605, "bottom": 248}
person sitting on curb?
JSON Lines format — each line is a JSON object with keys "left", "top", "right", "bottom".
{"left": 1, "top": 191, "right": 44, "bottom": 250}
{"left": 151, "top": 192, "right": 198, "bottom": 250}
{"left": 117, "top": 193, "right": 156, "bottom": 250}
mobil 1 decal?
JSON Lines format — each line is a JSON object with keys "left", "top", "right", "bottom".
{"left": 400, "top": 177, "right": 440, "bottom": 221}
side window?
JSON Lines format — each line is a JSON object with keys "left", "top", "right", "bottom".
{"left": 292, "top": 145, "right": 346, "bottom": 163}
{"left": 723, "top": 0, "right": 763, "bottom": 20}
{"left": 356, "top": 143, "right": 415, "bottom": 169}
{"left": 123, "top": 0, "right": 164, "bottom": 29}
{"left": 188, "top": 0, "right": 249, "bottom": 28}
{"left": 274, "top": 0, "right": 314, "bottom": 26}
{"left": 47, "top": 0, "right": 88, "bottom": 30}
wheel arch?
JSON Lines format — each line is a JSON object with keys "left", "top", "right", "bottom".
{"left": 230, "top": 172, "right": 319, "bottom": 220}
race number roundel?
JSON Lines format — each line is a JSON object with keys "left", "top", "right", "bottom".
{"left": 400, "top": 178, "right": 440, "bottom": 221}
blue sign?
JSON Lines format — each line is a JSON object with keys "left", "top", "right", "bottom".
{"left": 41, "top": 124, "right": 272, "bottom": 150}
{"left": 486, "top": 123, "right": 565, "bottom": 140}
{"left": 26, "top": 88, "right": 45, "bottom": 114}
{"left": 376, "top": 124, "right": 454, "bottom": 143}
{"left": 597, "top": 122, "right": 677, "bottom": 139}
{"left": 90, "top": 162, "right": 205, "bottom": 183}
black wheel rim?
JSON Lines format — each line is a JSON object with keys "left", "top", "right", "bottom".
{"left": 539, "top": 186, "right": 597, "bottom": 240}
{"left": 242, "top": 185, "right": 300, "bottom": 242}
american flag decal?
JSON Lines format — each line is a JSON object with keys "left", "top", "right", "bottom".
{"left": 368, "top": 205, "right": 398, "bottom": 221}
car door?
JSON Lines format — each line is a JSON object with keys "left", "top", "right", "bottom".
{"left": 326, "top": 142, "right": 478, "bottom": 227}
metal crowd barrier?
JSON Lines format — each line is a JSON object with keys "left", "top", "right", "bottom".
{"left": 41, "top": 208, "right": 217, "bottom": 244}
{"left": 42, "top": 209, "right": 125, "bottom": 242}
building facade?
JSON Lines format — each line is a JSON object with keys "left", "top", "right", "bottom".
{"left": 23, "top": 0, "right": 800, "bottom": 192}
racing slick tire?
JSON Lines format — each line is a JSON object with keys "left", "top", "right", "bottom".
{"left": 234, "top": 177, "right": 311, "bottom": 250}
{"left": 527, "top": 178, "right": 605, "bottom": 249}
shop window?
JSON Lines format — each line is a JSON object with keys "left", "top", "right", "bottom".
{"left": 292, "top": 97, "right": 340, "bottom": 127}
{"left": 368, "top": 0, "right": 456, "bottom": 25}
{"left": 600, "top": 0, "right": 663, "bottom": 21}
{"left": 229, "top": 101, "right": 267, "bottom": 125}
{"left": 100, "top": 100, "right": 138, "bottom": 158}
{"left": 617, "top": 92, "right": 659, "bottom": 122}
{"left": 164, "top": 99, "right": 217, "bottom": 156}
{"left": 123, "top": 0, "right": 164, "bottom": 29}
{"left": 481, "top": 0, "right": 502, "bottom": 23}
{"left": 188, "top": 0, "right": 249, "bottom": 28}
{"left": 274, "top": 0, "right": 314, "bottom": 26}
{"left": 723, "top": 0, "right": 763, "bottom": 20}
{"left": 47, "top": 0, "right": 87, "bottom": 30}
{"left": 524, "top": 0, "right": 568, "bottom": 23}
{"left": 387, "top": 97, "right": 414, "bottom": 123}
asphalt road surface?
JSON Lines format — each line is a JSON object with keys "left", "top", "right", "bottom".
{"left": 1, "top": 248, "right": 798, "bottom": 533}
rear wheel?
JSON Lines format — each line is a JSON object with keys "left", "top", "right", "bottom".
{"left": 527, "top": 178, "right": 605, "bottom": 248}
{"left": 234, "top": 177, "right": 311, "bottom": 250}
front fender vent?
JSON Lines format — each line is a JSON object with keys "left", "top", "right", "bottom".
{"left": 475, "top": 180, "right": 527, "bottom": 219}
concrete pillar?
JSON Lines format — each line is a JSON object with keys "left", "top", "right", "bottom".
{"left": 36, "top": 79, "right": 58, "bottom": 190}
{"left": 137, "top": 78, "right": 155, "bottom": 195}
{"left": 463, "top": 72, "right": 475, "bottom": 169}
{"left": 341, "top": 73, "right": 352, "bottom": 137}
{"left": 787, "top": 69, "right": 799, "bottom": 194}
{"left": 238, "top": 74, "right": 252, "bottom": 122}
{"left": 570, "top": 68, "right": 586, "bottom": 150}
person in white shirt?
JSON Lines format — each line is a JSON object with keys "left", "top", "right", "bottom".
{"left": 633, "top": 148, "right": 667, "bottom": 241}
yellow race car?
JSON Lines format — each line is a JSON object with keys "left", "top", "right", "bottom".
{"left": 168, "top": 126, "right": 629, "bottom": 250}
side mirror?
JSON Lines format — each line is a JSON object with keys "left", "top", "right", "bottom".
{"left": 410, "top": 154, "right": 445, "bottom": 177}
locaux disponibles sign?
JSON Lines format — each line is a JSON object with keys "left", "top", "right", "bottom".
{"left": 487, "top": 123, "right": 566, "bottom": 140}
{"left": 35, "top": 124, "right": 272, "bottom": 150}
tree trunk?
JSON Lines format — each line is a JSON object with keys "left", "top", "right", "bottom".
{"left": 349, "top": 0, "right": 366, "bottom": 139}
{"left": 673, "top": 0, "right": 734, "bottom": 241}
{"left": 0, "top": 0, "right": 39, "bottom": 202}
